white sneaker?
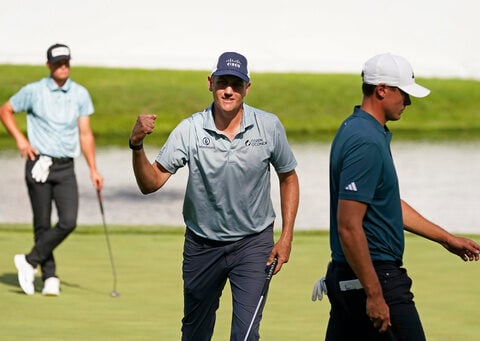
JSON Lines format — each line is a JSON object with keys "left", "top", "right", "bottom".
{"left": 13, "top": 254, "right": 37, "bottom": 295}
{"left": 42, "top": 277, "right": 60, "bottom": 296}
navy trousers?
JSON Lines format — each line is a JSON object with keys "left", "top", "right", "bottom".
{"left": 24, "top": 157, "right": 78, "bottom": 281}
{"left": 325, "top": 261, "right": 426, "bottom": 341}
{"left": 182, "top": 225, "right": 274, "bottom": 341}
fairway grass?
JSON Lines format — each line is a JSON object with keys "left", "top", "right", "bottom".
{"left": 0, "top": 226, "right": 478, "bottom": 340}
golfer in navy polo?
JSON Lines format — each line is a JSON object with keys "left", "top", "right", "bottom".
{"left": 129, "top": 52, "right": 299, "bottom": 341}
{"left": 319, "top": 53, "right": 480, "bottom": 340}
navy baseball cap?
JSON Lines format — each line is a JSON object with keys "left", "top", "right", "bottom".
{"left": 47, "top": 43, "right": 71, "bottom": 63}
{"left": 211, "top": 52, "right": 250, "bottom": 83}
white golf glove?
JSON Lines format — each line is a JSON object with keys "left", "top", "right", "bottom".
{"left": 31, "top": 156, "right": 53, "bottom": 183}
{"left": 311, "top": 276, "right": 328, "bottom": 302}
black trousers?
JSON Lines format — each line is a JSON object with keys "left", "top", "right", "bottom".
{"left": 24, "top": 157, "right": 78, "bottom": 281}
{"left": 325, "top": 261, "right": 426, "bottom": 341}
{"left": 181, "top": 225, "right": 274, "bottom": 341}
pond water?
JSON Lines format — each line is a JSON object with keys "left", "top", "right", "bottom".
{"left": 1, "top": 142, "right": 479, "bottom": 234}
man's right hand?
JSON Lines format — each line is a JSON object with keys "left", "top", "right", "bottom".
{"left": 0, "top": 101, "right": 38, "bottom": 160}
{"left": 17, "top": 135, "right": 38, "bottom": 160}
{"left": 130, "top": 114, "right": 157, "bottom": 145}
{"left": 366, "top": 294, "right": 391, "bottom": 333}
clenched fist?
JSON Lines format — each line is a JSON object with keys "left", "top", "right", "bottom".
{"left": 130, "top": 114, "right": 157, "bottom": 145}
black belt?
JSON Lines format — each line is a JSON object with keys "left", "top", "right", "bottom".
{"left": 51, "top": 157, "right": 73, "bottom": 164}
{"left": 331, "top": 259, "right": 402, "bottom": 269}
{"left": 38, "top": 155, "right": 73, "bottom": 164}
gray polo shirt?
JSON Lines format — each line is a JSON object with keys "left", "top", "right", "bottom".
{"left": 156, "top": 103, "right": 297, "bottom": 241}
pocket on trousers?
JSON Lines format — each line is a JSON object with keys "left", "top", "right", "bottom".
{"left": 377, "top": 266, "right": 414, "bottom": 305}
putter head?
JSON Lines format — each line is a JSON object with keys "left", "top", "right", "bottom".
{"left": 111, "top": 291, "right": 121, "bottom": 298}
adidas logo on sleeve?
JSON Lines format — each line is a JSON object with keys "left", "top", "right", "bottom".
{"left": 345, "top": 182, "right": 358, "bottom": 191}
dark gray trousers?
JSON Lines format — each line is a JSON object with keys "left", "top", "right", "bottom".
{"left": 24, "top": 157, "right": 78, "bottom": 281}
{"left": 182, "top": 225, "right": 274, "bottom": 341}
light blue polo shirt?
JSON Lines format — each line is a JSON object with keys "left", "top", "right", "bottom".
{"left": 329, "top": 106, "right": 404, "bottom": 263}
{"left": 9, "top": 77, "right": 94, "bottom": 158}
{"left": 156, "top": 103, "right": 297, "bottom": 241}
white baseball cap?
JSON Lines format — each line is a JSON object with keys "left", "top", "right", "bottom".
{"left": 362, "top": 53, "right": 430, "bottom": 98}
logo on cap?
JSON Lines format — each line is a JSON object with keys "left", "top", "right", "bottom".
{"left": 226, "top": 58, "right": 242, "bottom": 69}
{"left": 51, "top": 47, "right": 69, "bottom": 58}
{"left": 47, "top": 43, "right": 71, "bottom": 63}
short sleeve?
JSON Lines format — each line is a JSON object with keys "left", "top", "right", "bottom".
{"left": 270, "top": 118, "right": 297, "bottom": 173}
{"left": 9, "top": 84, "right": 33, "bottom": 113}
{"left": 338, "top": 141, "right": 382, "bottom": 204}
{"left": 77, "top": 86, "right": 94, "bottom": 116}
{"left": 156, "top": 119, "right": 190, "bottom": 174}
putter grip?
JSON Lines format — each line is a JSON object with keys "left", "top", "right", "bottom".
{"left": 266, "top": 257, "right": 278, "bottom": 280}
{"left": 97, "top": 189, "right": 105, "bottom": 215}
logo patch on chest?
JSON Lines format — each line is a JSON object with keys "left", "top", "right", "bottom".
{"left": 245, "top": 138, "right": 267, "bottom": 147}
{"left": 199, "top": 136, "right": 215, "bottom": 149}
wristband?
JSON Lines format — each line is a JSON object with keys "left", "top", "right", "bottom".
{"left": 129, "top": 139, "right": 143, "bottom": 150}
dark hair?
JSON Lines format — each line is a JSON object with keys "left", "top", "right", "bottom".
{"left": 362, "top": 83, "right": 376, "bottom": 96}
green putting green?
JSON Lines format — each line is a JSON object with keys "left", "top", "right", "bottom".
{"left": 0, "top": 226, "right": 478, "bottom": 340}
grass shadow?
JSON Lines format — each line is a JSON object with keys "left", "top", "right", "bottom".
{"left": 61, "top": 279, "right": 110, "bottom": 296}
{"left": 0, "top": 272, "right": 108, "bottom": 296}
{"left": 0, "top": 272, "right": 43, "bottom": 294}
{"left": 0, "top": 272, "right": 18, "bottom": 287}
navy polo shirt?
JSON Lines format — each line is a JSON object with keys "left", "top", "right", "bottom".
{"left": 329, "top": 106, "right": 404, "bottom": 262}
{"left": 156, "top": 103, "right": 297, "bottom": 241}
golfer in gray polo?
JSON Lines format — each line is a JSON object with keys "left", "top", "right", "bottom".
{"left": 129, "top": 51, "right": 299, "bottom": 341}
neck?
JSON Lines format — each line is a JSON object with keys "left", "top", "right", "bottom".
{"left": 360, "top": 97, "right": 386, "bottom": 126}
{"left": 51, "top": 76, "right": 68, "bottom": 88}
{"left": 212, "top": 104, "right": 243, "bottom": 140}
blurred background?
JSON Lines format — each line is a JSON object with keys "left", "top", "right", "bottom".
{"left": 1, "top": 0, "right": 479, "bottom": 80}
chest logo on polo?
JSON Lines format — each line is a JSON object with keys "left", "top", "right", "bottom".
{"left": 199, "top": 136, "right": 214, "bottom": 149}
{"left": 245, "top": 138, "right": 267, "bottom": 147}
{"left": 345, "top": 182, "right": 358, "bottom": 191}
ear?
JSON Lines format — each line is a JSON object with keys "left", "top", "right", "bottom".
{"left": 208, "top": 76, "right": 213, "bottom": 92}
{"left": 244, "top": 82, "right": 251, "bottom": 96}
{"left": 375, "top": 84, "right": 387, "bottom": 100}
{"left": 46, "top": 62, "right": 54, "bottom": 74}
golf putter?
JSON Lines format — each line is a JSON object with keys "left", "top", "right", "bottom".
{"left": 243, "top": 257, "right": 278, "bottom": 341}
{"left": 96, "top": 189, "right": 121, "bottom": 297}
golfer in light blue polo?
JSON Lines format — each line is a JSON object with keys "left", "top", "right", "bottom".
{"left": 129, "top": 51, "right": 299, "bottom": 341}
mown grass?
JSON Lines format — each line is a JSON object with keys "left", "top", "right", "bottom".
{"left": 0, "top": 224, "right": 478, "bottom": 340}
{"left": 1, "top": 64, "right": 480, "bottom": 150}
{"left": 1, "top": 65, "right": 479, "bottom": 339}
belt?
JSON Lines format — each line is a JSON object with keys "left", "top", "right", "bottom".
{"left": 30, "top": 155, "right": 73, "bottom": 165}
{"left": 332, "top": 259, "right": 401, "bottom": 268}
{"left": 186, "top": 228, "right": 236, "bottom": 247}
{"left": 185, "top": 223, "right": 273, "bottom": 247}
{"left": 47, "top": 156, "right": 73, "bottom": 164}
